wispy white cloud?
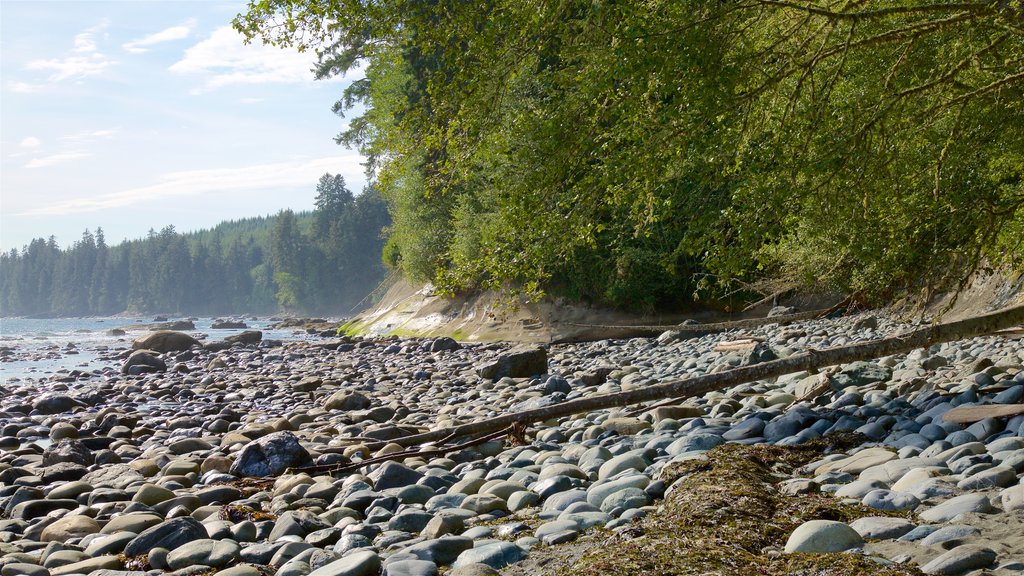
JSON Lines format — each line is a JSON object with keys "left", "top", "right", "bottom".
{"left": 25, "top": 152, "right": 93, "bottom": 169}
{"left": 170, "top": 26, "right": 330, "bottom": 93}
{"left": 58, "top": 129, "right": 118, "bottom": 143}
{"left": 8, "top": 81, "right": 43, "bottom": 93}
{"left": 18, "top": 155, "right": 365, "bottom": 215}
{"left": 19, "top": 137, "right": 41, "bottom": 148}
{"left": 123, "top": 20, "right": 195, "bottom": 53}
{"left": 239, "top": 97, "right": 265, "bottom": 105}
{"left": 25, "top": 22, "right": 113, "bottom": 83}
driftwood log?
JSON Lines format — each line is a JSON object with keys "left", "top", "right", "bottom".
{"left": 362, "top": 303, "right": 1024, "bottom": 450}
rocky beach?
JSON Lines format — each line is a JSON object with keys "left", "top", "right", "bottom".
{"left": 1, "top": 309, "right": 1023, "bottom": 576}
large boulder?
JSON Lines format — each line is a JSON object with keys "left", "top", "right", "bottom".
{"left": 133, "top": 331, "right": 199, "bottom": 353}
{"left": 225, "top": 330, "right": 262, "bottom": 345}
{"left": 833, "top": 361, "right": 892, "bottom": 388}
{"left": 32, "top": 394, "right": 84, "bottom": 415}
{"left": 42, "top": 440, "right": 93, "bottom": 467}
{"left": 477, "top": 346, "right": 548, "bottom": 380}
{"left": 324, "top": 390, "right": 372, "bottom": 411}
{"left": 122, "top": 349, "right": 166, "bottom": 375}
{"left": 229, "top": 431, "right": 313, "bottom": 477}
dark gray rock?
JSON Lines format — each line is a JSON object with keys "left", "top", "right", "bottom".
{"left": 430, "top": 338, "right": 461, "bottom": 353}
{"left": 32, "top": 394, "right": 84, "bottom": 414}
{"left": 405, "top": 536, "right": 474, "bottom": 565}
{"left": 229, "top": 431, "right": 312, "bottom": 477}
{"left": 920, "top": 544, "right": 997, "bottom": 575}
{"left": 477, "top": 346, "right": 547, "bottom": 380}
{"left": 124, "top": 517, "right": 207, "bottom": 557}
{"left": 225, "top": 330, "right": 262, "bottom": 345}
{"left": 42, "top": 439, "right": 93, "bottom": 466}
{"left": 452, "top": 542, "right": 525, "bottom": 570}
{"left": 369, "top": 462, "right": 424, "bottom": 490}
{"left": 308, "top": 549, "right": 381, "bottom": 576}
{"left": 324, "top": 390, "right": 372, "bottom": 411}
{"left": 122, "top": 350, "right": 166, "bottom": 374}
{"left": 132, "top": 330, "right": 199, "bottom": 353}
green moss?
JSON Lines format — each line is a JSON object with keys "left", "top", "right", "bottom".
{"left": 557, "top": 439, "right": 922, "bottom": 576}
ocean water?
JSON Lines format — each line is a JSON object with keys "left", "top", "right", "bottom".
{"left": 0, "top": 316, "right": 308, "bottom": 383}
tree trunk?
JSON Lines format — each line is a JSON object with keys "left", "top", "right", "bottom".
{"left": 372, "top": 304, "right": 1024, "bottom": 449}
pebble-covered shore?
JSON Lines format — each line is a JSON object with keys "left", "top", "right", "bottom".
{"left": 1, "top": 311, "right": 1023, "bottom": 576}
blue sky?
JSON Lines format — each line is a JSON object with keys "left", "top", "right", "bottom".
{"left": 1, "top": 0, "right": 366, "bottom": 251}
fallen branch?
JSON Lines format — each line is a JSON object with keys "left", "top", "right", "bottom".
{"left": 283, "top": 424, "right": 521, "bottom": 477}
{"left": 713, "top": 338, "right": 765, "bottom": 352}
{"left": 942, "top": 404, "right": 1024, "bottom": 424}
{"left": 365, "top": 303, "right": 1024, "bottom": 450}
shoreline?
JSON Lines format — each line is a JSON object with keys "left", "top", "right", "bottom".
{"left": 0, "top": 309, "right": 1021, "bottom": 575}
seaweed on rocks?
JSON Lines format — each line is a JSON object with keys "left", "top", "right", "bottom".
{"left": 219, "top": 504, "right": 277, "bottom": 523}
{"left": 558, "top": 437, "right": 922, "bottom": 576}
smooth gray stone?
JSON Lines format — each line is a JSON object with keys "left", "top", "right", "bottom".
{"left": 425, "top": 494, "right": 466, "bottom": 513}
{"left": 123, "top": 517, "right": 206, "bottom": 557}
{"left": 507, "top": 491, "right": 540, "bottom": 512}
{"left": 597, "top": 451, "right": 649, "bottom": 480}
{"left": 834, "top": 479, "right": 887, "bottom": 499}
{"left": 909, "top": 478, "right": 958, "bottom": 501}
{"left": 534, "top": 519, "right": 579, "bottom": 540}
{"left": 370, "top": 463, "right": 424, "bottom": 491}
{"left": 334, "top": 534, "right": 373, "bottom": 556}
{"left": 540, "top": 529, "right": 578, "bottom": 545}
{"left": 451, "top": 542, "right": 525, "bottom": 570}
{"left": 898, "top": 525, "right": 939, "bottom": 542}
{"left": 848, "top": 517, "right": 915, "bottom": 540}
{"left": 919, "top": 494, "right": 994, "bottom": 523}
{"left": 1002, "top": 483, "right": 1024, "bottom": 512}
{"left": 383, "top": 559, "right": 439, "bottom": 576}
{"left": 83, "top": 531, "right": 136, "bottom": 556}
{"left": 403, "top": 536, "right": 474, "bottom": 566}
{"left": 460, "top": 527, "right": 492, "bottom": 540}
{"left": 270, "top": 541, "right": 313, "bottom": 566}
{"left": 1, "top": 563, "right": 49, "bottom": 576}
{"left": 784, "top": 520, "right": 863, "bottom": 553}
{"left": 558, "top": 511, "right": 610, "bottom": 530}
{"left": 862, "top": 489, "right": 920, "bottom": 511}
{"left": 956, "top": 465, "right": 1017, "bottom": 490}
{"left": 542, "top": 490, "right": 588, "bottom": 512}
{"left": 308, "top": 549, "right": 381, "bottom": 576}
{"left": 532, "top": 476, "right": 574, "bottom": 500}
{"left": 665, "top": 434, "right": 724, "bottom": 455}
{"left": 278, "top": 561, "right": 312, "bottom": 576}
{"left": 166, "top": 538, "right": 240, "bottom": 570}
{"left": 586, "top": 475, "right": 650, "bottom": 508}
{"left": 239, "top": 541, "right": 286, "bottom": 564}
{"left": 270, "top": 510, "right": 331, "bottom": 541}
{"left": 920, "top": 544, "right": 997, "bottom": 575}
{"left": 722, "top": 417, "right": 765, "bottom": 441}
{"left": 389, "top": 511, "right": 433, "bottom": 534}
{"left": 599, "top": 487, "right": 650, "bottom": 514}
{"left": 920, "top": 525, "right": 980, "bottom": 547}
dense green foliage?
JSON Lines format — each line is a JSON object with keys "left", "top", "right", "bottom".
{"left": 238, "top": 0, "right": 1024, "bottom": 310}
{"left": 0, "top": 180, "right": 390, "bottom": 316}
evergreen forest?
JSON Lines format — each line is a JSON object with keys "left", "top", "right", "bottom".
{"left": 0, "top": 177, "right": 390, "bottom": 317}
{"left": 235, "top": 0, "right": 1024, "bottom": 311}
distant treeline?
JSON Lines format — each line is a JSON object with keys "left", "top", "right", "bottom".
{"left": 0, "top": 176, "right": 390, "bottom": 317}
